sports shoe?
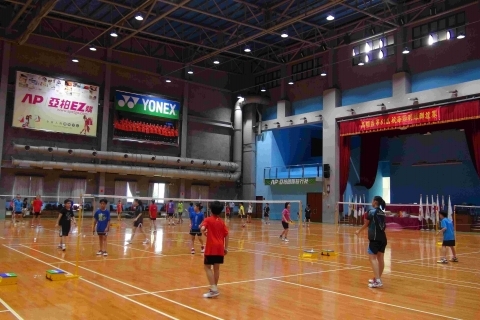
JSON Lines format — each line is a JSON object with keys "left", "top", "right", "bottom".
{"left": 368, "top": 280, "right": 383, "bottom": 288}
{"left": 126, "top": 240, "right": 132, "bottom": 245}
{"left": 191, "top": 248, "right": 195, "bottom": 254}
{"left": 279, "top": 235, "right": 283, "bottom": 239}
{"left": 142, "top": 239, "right": 150, "bottom": 244}
{"left": 450, "top": 257, "right": 458, "bottom": 262}
{"left": 201, "top": 246, "right": 205, "bottom": 253}
{"left": 57, "top": 244, "right": 63, "bottom": 249}
{"left": 283, "top": 238, "right": 289, "bottom": 242}
{"left": 203, "top": 290, "right": 220, "bottom": 298}
{"left": 437, "top": 259, "right": 448, "bottom": 264}
{"left": 103, "top": 252, "right": 108, "bottom": 257}
{"left": 96, "top": 251, "right": 103, "bottom": 255}
{"left": 62, "top": 245, "right": 66, "bottom": 251}
{"left": 368, "top": 278, "right": 376, "bottom": 284}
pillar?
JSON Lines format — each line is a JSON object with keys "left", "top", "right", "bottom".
{"left": 179, "top": 71, "right": 189, "bottom": 199}
{"left": 0, "top": 41, "right": 11, "bottom": 179}
{"left": 277, "top": 100, "right": 292, "bottom": 118}
{"left": 322, "top": 88, "right": 341, "bottom": 223}
{"left": 98, "top": 49, "right": 112, "bottom": 195}
{"left": 392, "top": 72, "right": 411, "bottom": 97}
{"left": 280, "top": 65, "right": 287, "bottom": 100}
{"left": 242, "top": 103, "right": 255, "bottom": 200}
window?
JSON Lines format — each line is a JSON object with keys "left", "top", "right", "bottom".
{"left": 412, "top": 12, "right": 466, "bottom": 49}
{"left": 150, "top": 182, "right": 166, "bottom": 203}
{"left": 13, "top": 176, "right": 44, "bottom": 197}
{"left": 291, "top": 58, "right": 322, "bottom": 82}
{"left": 352, "top": 35, "right": 395, "bottom": 66}
{"left": 382, "top": 177, "right": 391, "bottom": 204}
{"left": 254, "top": 69, "right": 281, "bottom": 91}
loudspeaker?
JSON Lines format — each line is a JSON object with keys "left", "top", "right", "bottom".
{"left": 323, "top": 164, "right": 330, "bottom": 179}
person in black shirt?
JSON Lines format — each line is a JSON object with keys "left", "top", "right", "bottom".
{"left": 263, "top": 203, "right": 270, "bottom": 224}
{"left": 355, "top": 195, "right": 387, "bottom": 288}
{"left": 56, "top": 199, "right": 76, "bottom": 251}
{"left": 305, "top": 204, "right": 312, "bottom": 226}
{"left": 127, "top": 199, "right": 149, "bottom": 245}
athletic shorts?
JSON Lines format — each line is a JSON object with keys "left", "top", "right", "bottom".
{"left": 189, "top": 228, "right": 202, "bottom": 236}
{"left": 177, "top": 212, "right": 183, "bottom": 216}
{"left": 33, "top": 212, "right": 41, "bottom": 217}
{"left": 443, "top": 240, "right": 455, "bottom": 247}
{"left": 281, "top": 221, "right": 289, "bottom": 229}
{"left": 133, "top": 220, "right": 143, "bottom": 228}
{"left": 59, "top": 224, "right": 71, "bottom": 237}
{"left": 97, "top": 232, "right": 108, "bottom": 236}
{"left": 368, "top": 240, "right": 387, "bottom": 254}
{"left": 150, "top": 218, "right": 156, "bottom": 221}
{"left": 167, "top": 213, "right": 174, "bottom": 217}
{"left": 204, "top": 255, "right": 224, "bottom": 265}
{"left": 15, "top": 211, "right": 22, "bottom": 215}
{"left": 264, "top": 213, "right": 269, "bottom": 217}
{"left": 305, "top": 215, "right": 311, "bottom": 220}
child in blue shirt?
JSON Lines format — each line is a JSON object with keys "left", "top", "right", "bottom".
{"left": 13, "top": 195, "right": 23, "bottom": 224}
{"left": 437, "top": 211, "right": 458, "bottom": 264}
{"left": 189, "top": 202, "right": 205, "bottom": 254}
{"left": 93, "top": 199, "right": 110, "bottom": 257}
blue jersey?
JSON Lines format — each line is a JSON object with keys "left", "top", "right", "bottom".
{"left": 94, "top": 209, "right": 110, "bottom": 232}
{"left": 13, "top": 199, "right": 23, "bottom": 212}
{"left": 441, "top": 218, "right": 455, "bottom": 241}
{"left": 167, "top": 202, "right": 175, "bottom": 213}
{"left": 367, "top": 208, "right": 386, "bottom": 242}
{"left": 188, "top": 206, "right": 195, "bottom": 216}
{"left": 190, "top": 212, "right": 204, "bottom": 230}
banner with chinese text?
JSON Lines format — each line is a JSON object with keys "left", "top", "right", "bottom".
{"left": 12, "top": 71, "right": 99, "bottom": 137}
{"left": 340, "top": 107, "right": 441, "bottom": 136}
{"left": 265, "top": 178, "right": 318, "bottom": 185}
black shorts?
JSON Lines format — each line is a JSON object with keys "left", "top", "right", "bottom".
{"left": 189, "top": 229, "right": 202, "bottom": 236}
{"left": 443, "top": 240, "right": 455, "bottom": 247}
{"left": 133, "top": 220, "right": 143, "bottom": 228}
{"left": 59, "top": 224, "right": 71, "bottom": 237}
{"left": 150, "top": 218, "right": 156, "bottom": 221}
{"left": 167, "top": 213, "right": 174, "bottom": 217}
{"left": 305, "top": 215, "right": 311, "bottom": 220}
{"left": 368, "top": 240, "right": 387, "bottom": 254}
{"left": 15, "top": 211, "right": 22, "bottom": 215}
{"left": 33, "top": 212, "right": 41, "bottom": 217}
{"left": 97, "top": 232, "right": 108, "bottom": 236}
{"left": 281, "top": 221, "right": 289, "bottom": 229}
{"left": 178, "top": 212, "right": 183, "bottom": 216}
{"left": 264, "top": 213, "right": 269, "bottom": 217}
{"left": 204, "top": 255, "right": 224, "bottom": 265}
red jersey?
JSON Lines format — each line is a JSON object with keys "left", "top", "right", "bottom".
{"left": 32, "top": 199, "right": 43, "bottom": 213}
{"left": 202, "top": 216, "right": 228, "bottom": 256}
{"left": 149, "top": 204, "right": 158, "bottom": 219}
{"left": 225, "top": 206, "right": 230, "bottom": 214}
{"left": 117, "top": 203, "right": 123, "bottom": 212}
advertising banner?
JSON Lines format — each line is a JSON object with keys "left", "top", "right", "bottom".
{"left": 265, "top": 178, "right": 318, "bottom": 185}
{"left": 12, "top": 71, "right": 99, "bottom": 136}
{"left": 113, "top": 90, "right": 180, "bottom": 146}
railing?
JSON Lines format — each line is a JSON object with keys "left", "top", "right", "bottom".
{"left": 264, "top": 163, "right": 322, "bottom": 179}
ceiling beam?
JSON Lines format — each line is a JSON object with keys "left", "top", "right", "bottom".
{"left": 110, "top": 0, "right": 190, "bottom": 49}
{"left": 7, "top": 0, "right": 33, "bottom": 29}
{"left": 18, "top": 0, "right": 59, "bottom": 45}
{"left": 340, "top": 3, "right": 399, "bottom": 27}
{"left": 187, "top": 0, "right": 345, "bottom": 67}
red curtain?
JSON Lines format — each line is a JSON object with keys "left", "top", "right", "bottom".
{"left": 359, "top": 133, "right": 381, "bottom": 189}
{"left": 464, "top": 118, "right": 480, "bottom": 178}
{"left": 339, "top": 135, "right": 351, "bottom": 200}
{"left": 340, "top": 100, "right": 480, "bottom": 136}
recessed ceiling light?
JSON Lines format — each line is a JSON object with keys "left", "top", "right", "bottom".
{"left": 358, "top": 62, "right": 364, "bottom": 66}
{"left": 320, "top": 71, "right": 327, "bottom": 77}
{"left": 261, "top": 87, "right": 266, "bottom": 92}
{"left": 213, "top": 59, "right": 220, "bottom": 64}
{"left": 378, "top": 50, "right": 384, "bottom": 59}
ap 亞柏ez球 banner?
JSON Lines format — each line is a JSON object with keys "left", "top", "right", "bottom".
{"left": 12, "top": 71, "right": 99, "bottom": 137}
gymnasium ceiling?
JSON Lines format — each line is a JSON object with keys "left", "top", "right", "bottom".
{"left": 0, "top": 0, "right": 472, "bottom": 76}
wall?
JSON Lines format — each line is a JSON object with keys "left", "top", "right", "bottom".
{"left": 382, "top": 129, "right": 480, "bottom": 205}
{"left": 256, "top": 130, "right": 323, "bottom": 219}
{"left": 292, "top": 96, "right": 323, "bottom": 115}
{"left": 341, "top": 80, "right": 393, "bottom": 106}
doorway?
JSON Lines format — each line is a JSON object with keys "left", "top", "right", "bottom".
{"left": 307, "top": 193, "right": 323, "bottom": 222}
{"left": 255, "top": 196, "right": 263, "bottom": 218}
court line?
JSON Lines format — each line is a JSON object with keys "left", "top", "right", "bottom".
{"left": 0, "top": 310, "right": 10, "bottom": 313}
{"left": 270, "top": 279, "right": 461, "bottom": 319}
{"left": 3, "top": 245, "right": 178, "bottom": 320}
{"left": 125, "top": 266, "right": 361, "bottom": 297}
{"left": 0, "top": 297, "right": 24, "bottom": 320}
{"left": 17, "top": 245, "right": 224, "bottom": 320}
{"left": 46, "top": 255, "right": 163, "bottom": 264}
{"left": 397, "top": 250, "right": 480, "bottom": 263}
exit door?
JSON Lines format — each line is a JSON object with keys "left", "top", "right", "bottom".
{"left": 306, "top": 193, "right": 323, "bottom": 222}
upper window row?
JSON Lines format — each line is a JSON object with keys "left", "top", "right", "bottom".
{"left": 412, "top": 12, "right": 466, "bottom": 49}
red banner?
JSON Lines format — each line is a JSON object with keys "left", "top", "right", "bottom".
{"left": 340, "top": 107, "right": 441, "bottom": 136}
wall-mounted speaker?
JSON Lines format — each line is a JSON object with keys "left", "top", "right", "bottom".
{"left": 323, "top": 164, "right": 330, "bottom": 179}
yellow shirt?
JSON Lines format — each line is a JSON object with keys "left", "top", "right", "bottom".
{"left": 239, "top": 205, "right": 244, "bottom": 216}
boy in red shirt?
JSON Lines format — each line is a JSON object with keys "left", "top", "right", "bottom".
{"left": 31, "top": 195, "right": 43, "bottom": 227}
{"left": 149, "top": 200, "right": 158, "bottom": 233}
{"left": 200, "top": 201, "right": 229, "bottom": 298}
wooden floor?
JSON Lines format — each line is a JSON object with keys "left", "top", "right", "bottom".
{"left": 1, "top": 218, "right": 479, "bottom": 320}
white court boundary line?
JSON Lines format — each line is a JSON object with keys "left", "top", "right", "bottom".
{"left": 4, "top": 245, "right": 178, "bottom": 320}
{"left": 0, "top": 297, "right": 24, "bottom": 320}
{"left": 125, "top": 266, "right": 361, "bottom": 297}
{"left": 270, "top": 279, "right": 461, "bottom": 319}
{"left": 17, "top": 245, "right": 223, "bottom": 320}
{"left": 0, "top": 310, "right": 10, "bottom": 313}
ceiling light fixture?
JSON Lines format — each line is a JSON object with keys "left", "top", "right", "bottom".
{"left": 326, "top": 14, "right": 334, "bottom": 21}
{"left": 378, "top": 50, "right": 384, "bottom": 59}
{"left": 428, "top": 34, "right": 435, "bottom": 45}
{"left": 402, "top": 47, "right": 410, "bottom": 54}
{"left": 281, "top": 30, "right": 288, "bottom": 38}
{"left": 89, "top": 45, "right": 96, "bottom": 51}
{"left": 72, "top": 58, "right": 79, "bottom": 63}
{"left": 320, "top": 71, "right": 327, "bottom": 77}
{"left": 187, "top": 68, "right": 193, "bottom": 74}
{"left": 379, "top": 39, "right": 384, "bottom": 48}
{"left": 135, "top": 12, "right": 143, "bottom": 21}
{"left": 288, "top": 79, "right": 294, "bottom": 85}
{"left": 365, "top": 42, "right": 371, "bottom": 53}
{"left": 165, "top": 78, "right": 171, "bottom": 83}
{"left": 352, "top": 49, "right": 356, "bottom": 57}
{"left": 244, "top": 44, "right": 251, "bottom": 53}
{"left": 365, "top": 55, "right": 370, "bottom": 63}
{"left": 261, "top": 87, "right": 266, "bottom": 92}
{"left": 457, "top": 32, "right": 465, "bottom": 39}
{"left": 110, "top": 29, "right": 118, "bottom": 37}
{"left": 358, "top": 61, "right": 364, "bottom": 66}
{"left": 446, "top": 30, "right": 452, "bottom": 39}
{"left": 213, "top": 59, "right": 220, "bottom": 64}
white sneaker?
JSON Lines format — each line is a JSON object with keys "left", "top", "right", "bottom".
{"left": 368, "top": 278, "right": 375, "bottom": 284}
{"left": 368, "top": 280, "right": 383, "bottom": 288}
{"left": 142, "top": 239, "right": 149, "bottom": 244}
{"left": 57, "top": 244, "right": 63, "bottom": 249}
{"left": 191, "top": 248, "right": 195, "bottom": 254}
{"left": 283, "top": 238, "right": 289, "bottom": 242}
{"left": 126, "top": 241, "right": 132, "bottom": 245}
{"left": 103, "top": 252, "right": 108, "bottom": 257}
{"left": 201, "top": 246, "right": 205, "bottom": 253}
{"left": 203, "top": 290, "right": 219, "bottom": 298}
{"left": 96, "top": 251, "right": 103, "bottom": 255}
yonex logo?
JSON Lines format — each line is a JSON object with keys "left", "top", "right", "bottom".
{"left": 117, "top": 95, "right": 140, "bottom": 109}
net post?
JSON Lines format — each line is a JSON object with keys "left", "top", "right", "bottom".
{"left": 298, "top": 200, "right": 303, "bottom": 251}
{"left": 75, "top": 194, "right": 83, "bottom": 277}
{"left": 335, "top": 204, "right": 340, "bottom": 234}
{"left": 453, "top": 205, "right": 457, "bottom": 248}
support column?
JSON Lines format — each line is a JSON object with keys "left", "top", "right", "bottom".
{"left": 327, "top": 48, "right": 337, "bottom": 88}
{"left": 392, "top": 72, "right": 411, "bottom": 97}
{"left": 0, "top": 41, "right": 11, "bottom": 179}
{"left": 179, "top": 71, "right": 189, "bottom": 199}
{"left": 280, "top": 65, "right": 287, "bottom": 100}
{"left": 242, "top": 103, "right": 255, "bottom": 200}
{"left": 322, "top": 88, "right": 341, "bottom": 223}
{"left": 98, "top": 49, "right": 112, "bottom": 195}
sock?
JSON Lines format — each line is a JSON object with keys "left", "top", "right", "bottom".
{"left": 211, "top": 285, "right": 218, "bottom": 292}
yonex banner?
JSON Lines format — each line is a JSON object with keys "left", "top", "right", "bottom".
{"left": 114, "top": 90, "right": 180, "bottom": 120}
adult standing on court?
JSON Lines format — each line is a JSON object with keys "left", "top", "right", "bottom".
{"left": 247, "top": 203, "right": 253, "bottom": 223}
{"left": 239, "top": 202, "right": 245, "bottom": 227}
{"left": 177, "top": 201, "right": 184, "bottom": 224}
{"left": 355, "top": 196, "right": 387, "bottom": 288}
{"left": 263, "top": 203, "right": 270, "bottom": 224}
{"left": 116, "top": 200, "right": 123, "bottom": 223}
{"left": 31, "top": 195, "right": 43, "bottom": 228}
{"left": 127, "top": 199, "right": 149, "bottom": 245}
{"left": 166, "top": 200, "right": 175, "bottom": 226}
{"left": 280, "top": 202, "right": 292, "bottom": 242}
{"left": 149, "top": 200, "right": 158, "bottom": 233}
{"left": 305, "top": 204, "right": 312, "bottom": 226}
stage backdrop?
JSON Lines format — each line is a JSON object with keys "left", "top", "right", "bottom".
{"left": 12, "top": 71, "right": 99, "bottom": 137}
{"left": 113, "top": 90, "right": 180, "bottom": 146}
